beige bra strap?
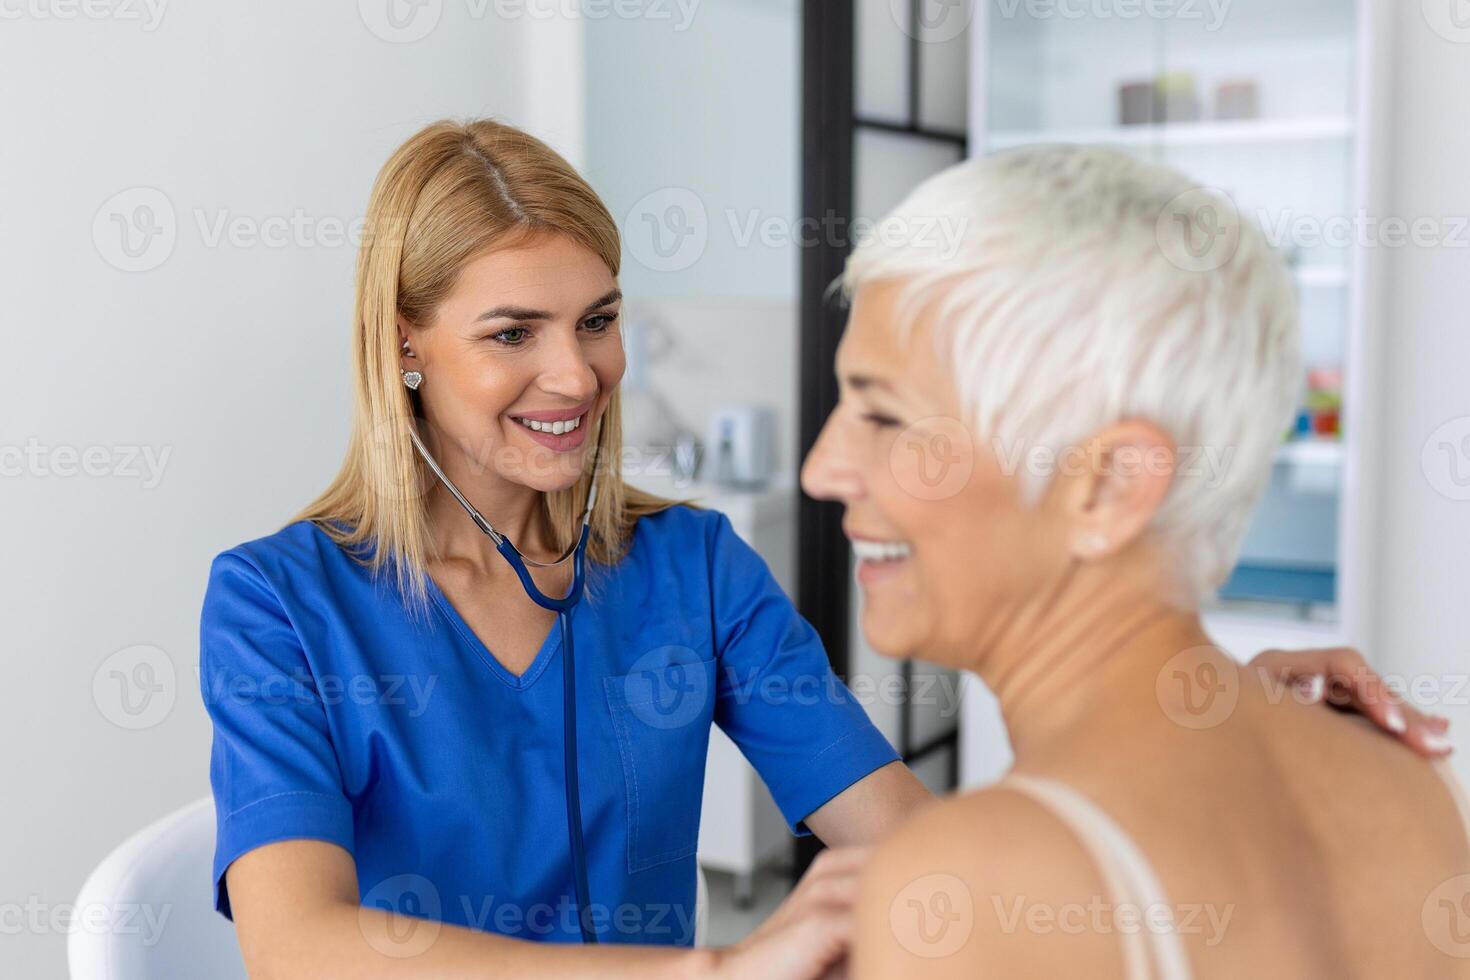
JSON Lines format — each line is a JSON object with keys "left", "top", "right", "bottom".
{"left": 1002, "top": 774, "right": 1193, "bottom": 980}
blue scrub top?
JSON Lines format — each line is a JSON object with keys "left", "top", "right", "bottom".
{"left": 200, "top": 504, "right": 898, "bottom": 945}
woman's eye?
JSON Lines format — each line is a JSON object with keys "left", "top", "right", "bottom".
{"left": 582, "top": 312, "right": 619, "bottom": 333}
{"left": 863, "top": 412, "right": 901, "bottom": 429}
{"left": 492, "top": 326, "right": 530, "bottom": 345}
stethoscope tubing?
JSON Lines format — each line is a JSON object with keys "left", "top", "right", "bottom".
{"left": 406, "top": 417, "right": 601, "bottom": 943}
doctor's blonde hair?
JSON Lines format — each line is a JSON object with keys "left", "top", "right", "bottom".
{"left": 293, "top": 118, "right": 677, "bottom": 615}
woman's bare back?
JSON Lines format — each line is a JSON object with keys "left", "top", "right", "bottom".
{"left": 855, "top": 674, "right": 1470, "bottom": 980}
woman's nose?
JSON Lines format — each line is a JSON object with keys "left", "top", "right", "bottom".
{"left": 801, "top": 413, "right": 864, "bottom": 503}
{"left": 538, "top": 328, "right": 599, "bottom": 400}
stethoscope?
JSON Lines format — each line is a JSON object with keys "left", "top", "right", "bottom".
{"left": 406, "top": 419, "right": 602, "bottom": 944}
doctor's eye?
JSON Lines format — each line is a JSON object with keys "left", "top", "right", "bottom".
{"left": 490, "top": 326, "right": 531, "bottom": 346}
{"left": 582, "top": 312, "right": 619, "bottom": 333}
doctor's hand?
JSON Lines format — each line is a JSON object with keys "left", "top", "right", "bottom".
{"left": 1252, "top": 645, "right": 1453, "bottom": 757}
{"left": 710, "top": 846, "right": 870, "bottom": 980}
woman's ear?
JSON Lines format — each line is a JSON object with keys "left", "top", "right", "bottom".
{"left": 1048, "top": 419, "right": 1177, "bottom": 562}
{"left": 397, "top": 316, "right": 418, "bottom": 372}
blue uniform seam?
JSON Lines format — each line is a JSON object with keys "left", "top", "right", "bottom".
{"left": 221, "top": 789, "right": 345, "bottom": 824}
{"left": 770, "top": 728, "right": 875, "bottom": 806}
{"left": 604, "top": 680, "right": 642, "bottom": 874}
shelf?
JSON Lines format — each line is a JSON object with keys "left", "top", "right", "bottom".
{"left": 1294, "top": 265, "right": 1349, "bottom": 287}
{"left": 1203, "top": 606, "right": 1345, "bottom": 662}
{"left": 1218, "top": 562, "right": 1336, "bottom": 606}
{"left": 1275, "top": 440, "right": 1344, "bottom": 467}
{"left": 988, "top": 117, "right": 1354, "bottom": 150}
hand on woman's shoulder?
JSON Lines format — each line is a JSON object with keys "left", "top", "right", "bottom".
{"left": 852, "top": 784, "right": 1126, "bottom": 980}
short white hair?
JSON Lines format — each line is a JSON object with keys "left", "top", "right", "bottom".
{"left": 841, "top": 144, "right": 1300, "bottom": 605}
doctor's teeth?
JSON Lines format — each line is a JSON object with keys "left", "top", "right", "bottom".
{"left": 517, "top": 415, "right": 582, "bottom": 435}
{"left": 852, "top": 540, "right": 913, "bottom": 562}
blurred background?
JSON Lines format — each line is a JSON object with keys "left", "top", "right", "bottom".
{"left": 4, "top": 0, "right": 1470, "bottom": 975}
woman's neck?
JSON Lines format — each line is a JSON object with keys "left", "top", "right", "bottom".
{"left": 971, "top": 556, "right": 1214, "bottom": 763}
{"left": 421, "top": 440, "right": 555, "bottom": 575}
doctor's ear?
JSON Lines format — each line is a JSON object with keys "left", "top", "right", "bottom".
{"left": 396, "top": 317, "right": 418, "bottom": 362}
{"left": 1046, "top": 420, "right": 1177, "bottom": 562}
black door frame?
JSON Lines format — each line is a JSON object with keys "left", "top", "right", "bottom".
{"left": 794, "top": 0, "right": 965, "bottom": 878}
{"left": 794, "top": 0, "right": 856, "bottom": 878}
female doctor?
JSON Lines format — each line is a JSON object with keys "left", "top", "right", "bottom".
{"left": 199, "top": 118, "right": 1441, "bottom": 980}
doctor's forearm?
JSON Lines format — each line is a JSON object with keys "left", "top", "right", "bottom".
{"left": 803, "top": 761, "right": 936, "bottom": 847}
{"left": 245, "top": 901, "right": 718, "bottom": 980}
{"left": 229, "top": 841, "right": 722, "bottom": 980}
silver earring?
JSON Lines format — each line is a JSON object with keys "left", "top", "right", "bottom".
{"left": 402, "top": 370, "right": 423, "bottom": 390}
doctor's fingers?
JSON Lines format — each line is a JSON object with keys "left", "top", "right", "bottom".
{"left": 800, "top": 845, "right": 874, "bottom": 884}
{"left": 773, "top": 908, "right": 855, "bottom": 980}
{"left": 717, "top": 907, "right": 854, "bottom": 980}
{"left": 789, "top": 848, "right": 871, "bottom": 902}
{"left": 758, "top": 871, "right": 862, "bottom": 941}
{"left": 789, "top": 869, "right": 864, "bottom": 912}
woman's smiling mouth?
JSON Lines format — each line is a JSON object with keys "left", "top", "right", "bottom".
{"left": 515, "top": 415, "right": 582, "bottom": 436}
{"left": 509, "top": 399, "right": 595, "bottom": 452}
{"left": 851, "top": 535, "right": 914, "bottom": 587}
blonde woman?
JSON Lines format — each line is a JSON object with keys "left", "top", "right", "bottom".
{"left": 202, "top": 121, "right": 1432, "bottom": 978}
{"left": 200, "top": 119, "right": 930, "bottom": 978}
{"left": 796, "top": 145, "right": 1464, "bottom": 978}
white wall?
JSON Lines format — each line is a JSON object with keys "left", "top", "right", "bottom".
{"left": 1371, "top": 2, "right": 1470, "bottom": 779}
{"left": 581, "top": 0, "right": 804, "bottom": 491}
{"left": 0, "top": 4, "right": 543, "bottom": 975}
{"left": 584, "top": 0, "right": 800, "bottom": 304}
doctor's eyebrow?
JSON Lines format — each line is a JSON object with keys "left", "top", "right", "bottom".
{"left": 474, "top": 289, "right": 622, "bottom": 323}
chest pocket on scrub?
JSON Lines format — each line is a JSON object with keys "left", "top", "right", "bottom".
{"left": 603, "top": 647, "right": 717, "bottom": 874}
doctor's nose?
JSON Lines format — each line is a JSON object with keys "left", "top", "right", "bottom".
{"left": 537, "top": 329, "right": 600, "bottom": 402}
{"left": 801, "top": 412, "right": 864, "bottom": 504}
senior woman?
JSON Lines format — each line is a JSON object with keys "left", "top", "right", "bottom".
{"left": 202, "top": 120, "right": 1435, "bottom": 979}
{"left": 798, "top": 145, "right": 1467, "bottom": 979}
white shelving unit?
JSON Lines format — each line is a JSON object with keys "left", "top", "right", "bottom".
{"left": 989, "top": 115, "right": 1354, "bottom": 149}
{"left": 1276, "top": 439, "right": 1347, "bottom": 468}
{"left": 960, "top": 0, "right": 1388, "bottom": 788}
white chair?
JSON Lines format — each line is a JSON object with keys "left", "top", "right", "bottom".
{"left": 69, "top": 797, "right": 248, "bottom": 980}
{"left": 71, "top": 797, "right": 710, "bottom": 978}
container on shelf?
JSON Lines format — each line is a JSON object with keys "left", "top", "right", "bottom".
{"left": 1119, "top": 80, "right": 1156, "bottom": 126}
{"left": 1215, "top": 80, "right": 1260, "bottom": 121}
{"left": 1156, "top": 72, "right": 1201, "bottom": 123}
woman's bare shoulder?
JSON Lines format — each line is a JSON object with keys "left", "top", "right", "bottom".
{"left": 851, "top": 784, "right": 1126, "bottom": 980}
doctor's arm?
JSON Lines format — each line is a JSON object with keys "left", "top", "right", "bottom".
{"left": 226, "top": 839, "right": 851, "bottom": 980}
{"left": 802, "top": 759, "right": 934, "bottom": 847}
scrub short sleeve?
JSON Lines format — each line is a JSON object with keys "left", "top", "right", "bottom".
{"left": 200, "top": 551, "right": 354, "bottom": 919}
{"left": 706, "top": 513, "right": 899, "bottom": 836}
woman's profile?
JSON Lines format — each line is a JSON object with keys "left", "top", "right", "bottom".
{"left": 797, "top": 144, "right": 1470, "bottom": 979}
